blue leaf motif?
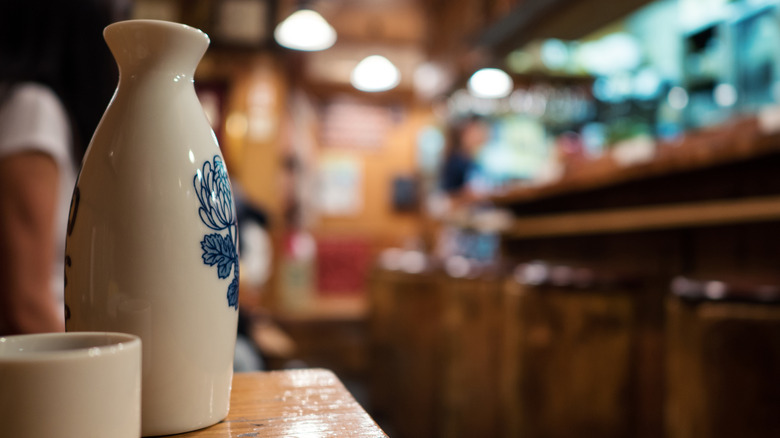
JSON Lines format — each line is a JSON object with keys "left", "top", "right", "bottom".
{"left": 200, "top": 233, "right": 236, "bottom": 279}
{"left": 227, "top": 276, "right": 239, "bottom": 309}
{"left": 201, "top": 234, "right": 223, "bottom": 264}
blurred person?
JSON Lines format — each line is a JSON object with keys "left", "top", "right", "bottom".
{"left": 439, "top": 114, "right": 490, "bottom": 206}
{"left": 232, "top": 179, "right": 273, "bottom": 371}
{"left": 432, "top": 115, "right": 491, "bottom": 262}
{"left": 0, "top": 0, "right": 119, "bottom": 334}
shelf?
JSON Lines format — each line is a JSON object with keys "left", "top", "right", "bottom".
{"left": 490, "top": 117, "right": 780, "bottom": 207}
{"left": 505, "top": 195, "right": 780, "bottom": 238}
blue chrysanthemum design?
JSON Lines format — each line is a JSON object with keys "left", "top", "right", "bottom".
{"left": 194, "top": 155, "right": 239, "bottom": 309}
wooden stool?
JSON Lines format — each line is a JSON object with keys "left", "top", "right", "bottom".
{"left": 500, "top": 263, "right": 637, "bottom": 438}
{"left": 666, "top": 278, "right": 780, "bottom": 438}
{"left": 439, "top": 270, "right": 505, "bottom": 438}
{"left": 368, "top": 268, "right": 447, "bottom": 438}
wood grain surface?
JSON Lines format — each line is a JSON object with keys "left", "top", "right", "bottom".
{"left": 505, "top": 195, "right": 780, "bottom": 238}
{"left": 171, "top": 369, "right": 386, "bottom": 437}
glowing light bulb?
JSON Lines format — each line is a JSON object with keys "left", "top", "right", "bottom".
{"left": 351, "top": 55, "right": 400, "bottom": 92}
{"left": 274, "top": 9, "right": 336, "bottom": 51}
{"left": 468, "top": 68, "right": 513, "bottom": 99}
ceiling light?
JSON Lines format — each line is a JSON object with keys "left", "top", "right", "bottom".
{"left": 274, "top": 9, "right": 336, "bottom": 51}
{"left": 714, "top": 83, "right": 737, "bottom": 107}
{"left": 351, "top": 55, "right": 400, "bottom": 92}
{"left": 467, "top": 68, "right": 513, "bottom": 99}
{"left": 667, "top": 86, "right": 689, "bottom": 110}
{"left": 541, "top": 39, "right": 569, "bottom": 70}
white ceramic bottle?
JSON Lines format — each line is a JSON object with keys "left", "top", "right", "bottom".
{"left": 64, "top": 20, "right": 238, "bottom": 436}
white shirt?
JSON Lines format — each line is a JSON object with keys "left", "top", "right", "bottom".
{"left": 0, "top": 82, "right": 77, "bottom": 321}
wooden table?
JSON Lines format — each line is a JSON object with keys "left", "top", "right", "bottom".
{"left": 174, "top": 369, "right": 386, "bottom": 437}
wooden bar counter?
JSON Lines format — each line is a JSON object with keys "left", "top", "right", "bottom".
{"left": 175, "top": 369, "right": 386, "bottom": 437}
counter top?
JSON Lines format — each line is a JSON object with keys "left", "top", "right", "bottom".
{"left": 472, "top": 116, "right": 780, "bottom": 238}
{"left": 174, "top": 369, "right": 386, "bottom": 437}
{"left": 490, "top": 117, "right": 779, "bottom": 207}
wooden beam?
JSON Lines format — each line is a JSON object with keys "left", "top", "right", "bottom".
{"left": 476, "top": 0, "right": 568, "bottom": 50}
{"left": 476, "top": 0, "right": 655, "bottom": 56}
{"left": 505, "top": 195, "right": 780, "bottom": 239}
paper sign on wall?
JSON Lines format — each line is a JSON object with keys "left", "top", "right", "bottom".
{"left": 317, "top": 156, "right": 363, "bottom": 216}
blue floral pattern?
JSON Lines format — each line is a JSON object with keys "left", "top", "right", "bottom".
{"left": 194, "top": 156, "right": 239, "bottom": 309}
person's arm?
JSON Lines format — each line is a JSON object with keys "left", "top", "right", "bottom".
{"left": 0, "top": 151, "right": 62, "bottom": 334}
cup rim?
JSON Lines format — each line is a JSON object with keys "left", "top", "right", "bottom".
{"left": 0, "top": 332, "right": 140, "bottom": 362}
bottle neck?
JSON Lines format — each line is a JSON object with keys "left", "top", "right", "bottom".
{"left": 118, "top": 70, "right": 195, "bottom": 86}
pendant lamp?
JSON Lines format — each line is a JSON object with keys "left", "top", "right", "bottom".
{"left": 274, "top": 8, "right": 336, "bottom": 51}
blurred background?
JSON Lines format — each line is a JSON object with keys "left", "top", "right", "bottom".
{"left": 134, "top": 0, "right": 780, "bottom": 436}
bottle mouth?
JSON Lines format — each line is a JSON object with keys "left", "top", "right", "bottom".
{"left": 105, "top": 19, "right": 209, "bottom": 45}
{"left": 104, "top": 19, "right": 210, "bottom": 78}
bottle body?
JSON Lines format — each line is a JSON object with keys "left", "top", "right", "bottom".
{"left": 64, "top": 20, "right": 238, "bottom": 436}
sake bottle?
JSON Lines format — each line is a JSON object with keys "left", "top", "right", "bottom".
{"left": 64, "top": 20, "right": 239, "bottom": 436}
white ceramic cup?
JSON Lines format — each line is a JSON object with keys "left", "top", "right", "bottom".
{"left": 0, "top": 332, "right": 142, "bottom": 438}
